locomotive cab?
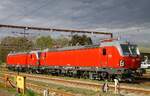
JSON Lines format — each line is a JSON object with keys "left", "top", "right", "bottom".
{"left": 100, "top": 39, "right": 141, "bottom": 81}
{"left": 120, "top": 43, "right": 141, "bottom": 69}
{"left": 119, "top": 42, "right": 142, "bottom": 80}
{"left": 101, "top": 39, "right": 141, "bottom": 69}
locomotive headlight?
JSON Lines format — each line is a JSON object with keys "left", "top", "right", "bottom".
{"left": 120, "top": 60, "right": 125, "bottom": 67}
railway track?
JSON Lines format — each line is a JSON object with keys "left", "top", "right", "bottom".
{"left": 1, "top": 71, "right": 150, "bottom": 96}
{"left": 0, "top": 75, "right": 75, "bottom": 96}
{"left": 27, "top": 83, "right": 75, "bottom": 96}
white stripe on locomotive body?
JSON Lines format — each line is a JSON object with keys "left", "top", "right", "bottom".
{"left": 30, "top": 50, "right": 41, "bottom": 59}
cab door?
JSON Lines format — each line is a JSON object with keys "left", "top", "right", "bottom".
{"left": 27, "top": 54, "right": 33, "bottom": 66}
{"left": 101, "top": 48, "right": 108, "bottom": 67}
{"left": 27, "top": 53, "right": 40, "bottom": 67}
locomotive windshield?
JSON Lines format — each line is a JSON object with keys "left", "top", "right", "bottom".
{"left": 120, "top": 44, "right": 140, "bottom": 56}
{"left": 120, "top": 44, "right": 130, "bottom": 55}
{"left": 129, "top": 45, "right": 139, "bottom": 55}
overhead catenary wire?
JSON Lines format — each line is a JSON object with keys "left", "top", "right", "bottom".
{"left": 0, "top": 24, "right": 113, "bottom": 38}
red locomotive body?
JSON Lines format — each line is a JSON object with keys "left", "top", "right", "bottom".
{"left": 40, "top": 47, "right": 101, "bottom": 67}
{"left": 40, "top": 40, "right": 141, "bottom": 69}
{"left": 40, "top": 46, "right": 122, "bottom": 68}
{"left": 7, "top": 52, "right": 28, "bottom": 67}
{"left": 27, "top": 51, "right": 40, "bottom": 67}
{"left": 7, "top": 51, "right": 40, "bottom": 70}
{"left": 6, "top": 39, "right": 142, "bottom": 81}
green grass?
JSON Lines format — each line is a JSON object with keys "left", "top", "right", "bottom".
{"left": 27, "top": 79, "right": 118, "bottom": 96}
{"left": 0, "top": 82, "right": 16, "bottom": 93}
{"left": 0, "top": 82, "right": 39, "bottom": 96}
{"left": 15, "top": 89, "right": 39, "bottom": 96}
{"left": 139, "top": 47, "right": 150, "bottom": 53}
{"left": 31, "top": 73, "right": 150, "bottom": 90}
{"left": 35, "top": 73, "right": 110, "bottom": 84}
{"left": 146, "top": 69, "right": 150, "bottom": 73}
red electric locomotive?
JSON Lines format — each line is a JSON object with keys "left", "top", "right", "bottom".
{"left": 7, "top": 51, "right": 40, "bottom": 72}
{"left": 6, "top": 39, "right": 142, "bottom": 81}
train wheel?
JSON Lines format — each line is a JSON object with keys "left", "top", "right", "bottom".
{"left": 27, "top": 68, "right": 32, "bottom": 74}
{"left": 76, "top": 70, "right": 82, "bottom": 78}
{"left": 83, "top": 71, "right": 89, "bottom": 79}
{"left": 100, "top": 72, "right": 108, "bottom": 80}
{"left": 108, "top": 74, "right": 114, "bottom": 81}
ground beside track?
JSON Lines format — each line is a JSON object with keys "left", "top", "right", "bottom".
{"left": 13, "top": 71, "right": 150, "bottom": 89}
{"left": 0, "top": 77, "right": 41, "bottom": 96}
{"left": 4, "top": 71, "right": 150, "bottom": 96}
{"left": 0, "top": 82, "right": 16, "bottom": 96}
{"left": 0, "top": 82, "right": 41, "bottom": 96}
{"left": 26, "top": 75, "right": 150, "bottom": 96}
{"left": 0, "top": 69, "right": 150, "bottom": 96}
{"left": 0, "top": 89, "right": 13, "bottom": 96}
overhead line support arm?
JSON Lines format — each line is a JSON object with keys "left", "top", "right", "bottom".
{"left": 0, "top": 24, "right": 113, "bottom": 38}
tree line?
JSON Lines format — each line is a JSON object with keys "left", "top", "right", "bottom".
{"left": 0, "top": 34, "right": 92, "bottom": 63}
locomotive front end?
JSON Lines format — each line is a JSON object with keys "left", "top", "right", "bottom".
{"left": 120, "top": 43, "right": 141, "bottom": 70}
{"left": 99, "top": 39, "right": 142, "bottom": 81}
{"left": 118, "top": 42, "right": 142, "bottom": 81}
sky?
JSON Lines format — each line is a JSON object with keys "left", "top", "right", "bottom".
{"left": 0, "top": 0, "right": 150, "bottom": 45}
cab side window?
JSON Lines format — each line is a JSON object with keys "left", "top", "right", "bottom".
{"left": 103, "top": 48, "right": 106, "bottom": 55}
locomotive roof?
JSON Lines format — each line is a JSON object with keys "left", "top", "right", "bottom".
{"left": 29, "top": 50, "right": 41, "bottom": 53}
{"left": 8, "top": 51, "right": 29, "bottom": 55}
{"left": 8, "top": 50, "right": 41, "bottom": 55}
{"left": 100, "top": 40, "right": 132, "bottom": 47}
{"left": 41, "top": 40, "right": 133, "bottom": 52}
{"left": 43, "top": 45, "right": 100, "bottom": 52}
{"left": 8, "top": 40, "right": 136, "bottom": 54}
